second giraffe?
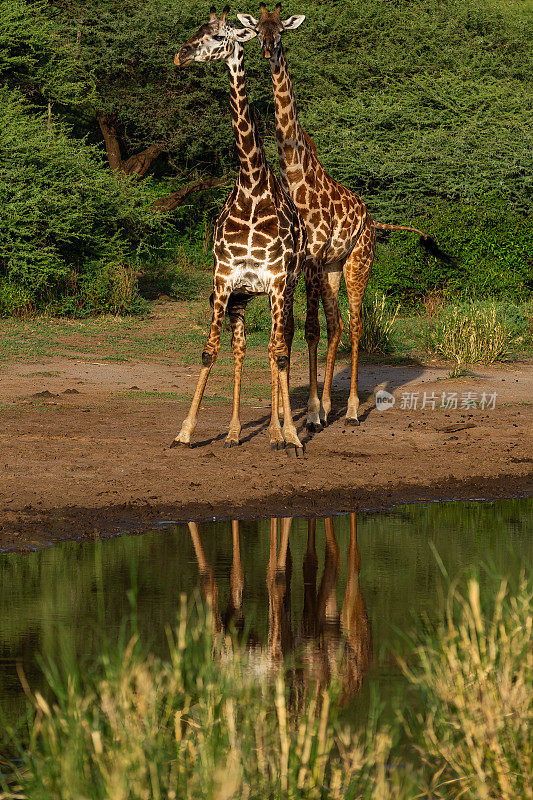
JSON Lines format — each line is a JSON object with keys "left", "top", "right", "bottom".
{"left": 239, "top": 4, "right": 437, "bottom": 429}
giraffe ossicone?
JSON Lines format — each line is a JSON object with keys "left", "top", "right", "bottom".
{"left": 171, "top": 7, "right": 307, "bottom": 455}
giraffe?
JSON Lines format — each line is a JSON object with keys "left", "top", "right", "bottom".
{"left": 237, "top": 4, "right": 435, "bottom": 429}
{"left": 171, "top": 6, "right": 307, "bottom": 454}
{"left": 187, "top": 514, "right": 372, "bottom": 702}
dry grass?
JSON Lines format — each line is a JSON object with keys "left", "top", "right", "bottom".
{"left": 341, "top": 293, "right": 400, "bottom": 355}
{"left": 1, "top": 576, "right": 531, "bottom": 800}
{"left": 109, "top": 263, "right": 139, "bottom": 314}
{"left": 401, "top": 575, "right": 533, "bottom": 799}
{"left": 427, "top": 301, "right": 512, "bottom": 376}
{"left": 0, "top": 599, "right": 403, "bottom": 800}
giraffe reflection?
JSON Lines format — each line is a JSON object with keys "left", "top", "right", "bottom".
{"left": 187, "top": 514, "right": 372, "bottom": 703}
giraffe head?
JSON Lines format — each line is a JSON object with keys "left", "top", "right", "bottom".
{"left": 237, "top": 3, "right": 305, "bottom": 64}
{"left": 174, "top": 6, "right": 256, "bottom": 67}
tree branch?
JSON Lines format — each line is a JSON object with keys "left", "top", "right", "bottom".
{"left": 96, "top": 111, "right": 123, "bottom": 172}
{"left": 96, "top": 111, "right": 164, "bottom": 177}
{"left": 122, "top": 144, "right": 165, "bottom": 177}
{"left": 152, "top": 176, "right": 226, "bottom": 213}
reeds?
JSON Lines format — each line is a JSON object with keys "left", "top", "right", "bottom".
{"left": 1, "top": 576, "right": 531, "bottom": 800}
{"left": 401, "top": 574, "right": 533, "bottom": 799}
{"left": 0, "top": 598, "right": 400, "bottom": 800}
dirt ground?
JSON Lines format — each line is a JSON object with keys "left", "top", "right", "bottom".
{"left": 0, "top": 309, "right": 532, "bottom": 551}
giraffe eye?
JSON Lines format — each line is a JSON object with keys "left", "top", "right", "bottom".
{"left": 213, "top": 34, "right": 225, "bottom": 41}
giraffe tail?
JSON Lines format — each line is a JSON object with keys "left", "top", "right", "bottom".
{"left": 374, "top": 222, "right": 455, "bottom": 264}
{"left": 209, "top": 291, "right": 253, "bottom": 316}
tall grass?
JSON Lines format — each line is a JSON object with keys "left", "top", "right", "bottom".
{"left": 1, "top": 575, "right": 531, "bottom": 800}
{"left": 340, "top": 293, "right": 400, "bottom": 355}
{"left": 0, "top": 598, "right": 403, "bottom": 800}
{"left": 401, "top": 574, "right": 533, "bottom": 800}
{"left": 427, "top": 301, "right": 513, "bottom": 375}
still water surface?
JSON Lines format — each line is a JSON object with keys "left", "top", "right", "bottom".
{"left": 1, "top": 498, "right": 531, "bottom": 725}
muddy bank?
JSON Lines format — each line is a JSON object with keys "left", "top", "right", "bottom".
{"left": 0, "top": 359, "right": 531, "bottom": 551}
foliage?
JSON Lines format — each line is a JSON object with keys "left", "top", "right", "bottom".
{"left": 0, "top": 89, "right": 158, "bottom": 314}
{"left": 1, "top": 0, "right": 532, "bottom": 314}
{"left": 289, "top": 0, "right": 533, "bottom": 220}
{"left": 371, "top": 197, "right": 533, "bottom": 303}
{"left": 0, "top": 0, "right": 86, "bottom": 104}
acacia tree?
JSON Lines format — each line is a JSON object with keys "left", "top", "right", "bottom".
{"left": 42, "top": 0, "right": 236, "bottom": 201}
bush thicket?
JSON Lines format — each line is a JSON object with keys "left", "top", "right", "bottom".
{"left": 0, "top": 0, "right": 531, "bottom": 313}
{"left": 0, "top": 89, "right": 159, "bottom": 314}
{"left": 371, "top": 196, "right": 533, "bottom": 303}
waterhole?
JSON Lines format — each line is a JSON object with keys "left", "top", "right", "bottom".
{"left": 0, "top": 497, "right": 531, "bottom": 726}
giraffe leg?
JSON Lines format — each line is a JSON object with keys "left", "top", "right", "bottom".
{"left": 229, "top": 519, "right": 244, "bottom": 611}
{"left": 225, "top": 300, "right": 247, "bottom": 447}
{"left": 278, "top": 282, "right": 295, "bottom": 422}
{"left": 267, "top": 517, "right": 293, "bottom": 663}
{"left": 304, "top": 260, "right": 322, "bottom": 430}
{"left": 320, "top": 269, "right": 343, "bottom": 426}
{"left": 340, "top": 512, "right": 372, "bottom": 697}
{"left": 269, "top": 289, "right": 303, "bottom": 455}
{"left": 224, "top": 519, "right": 244, "bottom": 632}
{"left": 188, "top": 522, "right": 222, "bottom": 632}
{"left": 268, "top": 351, "right": 284, "bottom": 449}
{"left": 171, "top": 282, "right": 230, "bottom": 446}
{"left": 343, "top": 245, "right": 373, "bottom": 425}
{"left": 302, "top": 518, "right": 318, "bottom": 639}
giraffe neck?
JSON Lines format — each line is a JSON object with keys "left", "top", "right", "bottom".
{"left": 226, "top": 42, "right": 267, "bottom": 184}
{"left": 270, "top": 49, "right": 307, "bottom": 178}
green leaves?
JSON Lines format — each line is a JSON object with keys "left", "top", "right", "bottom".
{"left": 0, "top": 89, "right": 158, "bottom": 313}
{"left": 371, "top": 196, "right": 533, "bottom": 303}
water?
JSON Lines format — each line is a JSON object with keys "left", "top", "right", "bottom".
{"left": 0, "top": 498, "right": 532, "bottom": 727}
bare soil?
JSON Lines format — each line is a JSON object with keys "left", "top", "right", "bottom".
{"left": 0, "top": 309, "right": 531, "bottom": 551}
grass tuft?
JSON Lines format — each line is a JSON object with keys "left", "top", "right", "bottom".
{"left": 427, "top": 301, "right": 513, "bottom": 375}
{"left": 401, "top": 574, "right": 533, "bottom": 800}
{"left": 340, "top": 293, "right": 400, "bottom": 355}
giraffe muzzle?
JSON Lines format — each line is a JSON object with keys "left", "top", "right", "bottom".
{"left": 175, "top": 48, "right": 194, "bottom": 67}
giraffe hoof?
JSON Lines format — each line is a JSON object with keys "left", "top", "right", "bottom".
{"left": 170, "top": 439, "right": 191, "bottom": 448}
{"left": 224, "top": 439, "right": 240, "bottom": 448}
{"left": 270, "top": 440, "right": 285, "bottom": 450}
{"left": 345, "top": 417, "right": 360, "bottom": 427}
{"left": 286, "top": 444, "right": 304, "bottom": 458}
{"left": 306, "top": 421, "right": 322, "bottom": 433}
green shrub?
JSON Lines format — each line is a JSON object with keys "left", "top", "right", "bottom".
{"left": 371, "top": 196, "right": 532, "bottom": 304}
{"left": 0, "top": 280, "right": 34, "bottom": 316}
{"left": 0, "top": 89, "right": 158, "bottom": 315}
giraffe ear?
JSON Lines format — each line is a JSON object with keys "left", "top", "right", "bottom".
{"left": 236, "top": 13, "right": 259, "bottom": 29}
{"left": 281, "top": 14, "right": 305, "bottom": 30}
{"left": 234, "top": 27, "right": 258, "bottom": 42}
